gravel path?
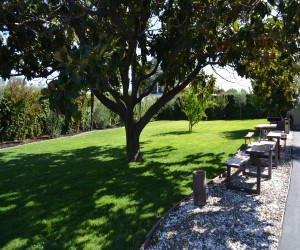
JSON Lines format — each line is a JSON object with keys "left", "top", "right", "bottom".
{"left": 145, "top": 134, "right": 293, "bottom": 250}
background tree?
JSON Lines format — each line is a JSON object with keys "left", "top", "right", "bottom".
{"left": 226, "top": 88, "right": 238, "bottom": 95}
{"left": 215, "top": 93, "right": 229, "bottom": 112}
{"left": 248, "top": 92, "right": 266, "bottom": 118}
{"left": 233, "top": 90, "right": 247, "bottom": 119}
{"left": 179, "top": 70, "right": 216, "bottom": 132}
{"left": 0, "top": 0, "right": 299, "bottom": 161}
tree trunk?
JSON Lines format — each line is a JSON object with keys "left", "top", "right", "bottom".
{"left": 189, "top": 121, "right": 193, "bottom": 132}
{"left": 125, "top": 121, "right": 143, "bottom": 162}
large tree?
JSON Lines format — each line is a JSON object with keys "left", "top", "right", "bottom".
{"left": 0, "top": 0, "right": 299, "bottom": 161}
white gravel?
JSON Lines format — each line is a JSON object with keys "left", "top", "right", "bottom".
{"left": 145, "top": 133, "right": 293, "bottom": 250}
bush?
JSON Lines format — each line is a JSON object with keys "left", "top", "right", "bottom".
{"left": 157, "top": 95, "right": 187, "bottom": 120}
{"left": 0, "top": 96, "right": 11, "bottom": 141}
{"left": 69, "top": 94, "right": 90, "bottom": 132}
{"left": 3, "top": 79, "right": 42, "bottom": 140}
{"left": 92, "top": 99, "right": 121, "bottom": 129}
{"left": 40, "top": 100, "right": 64, "bottom": 138}
{"left": 134, "top": 96, "right": 158, "bottom": 121}
{"left": 206, "top": 94, "right": 267, "bottom": 120}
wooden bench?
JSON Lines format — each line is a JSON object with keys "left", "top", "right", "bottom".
{"left": 244, "top": 132, "right": 254, "bottom": 145}
{"left": 224, "top": 155, "right": 255, "bottom": 193}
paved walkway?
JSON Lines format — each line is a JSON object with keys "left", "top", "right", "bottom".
{"left": 279, "top": 131, "right": 300, "bottom": 250}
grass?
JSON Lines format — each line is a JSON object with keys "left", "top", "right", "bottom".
{"left": 0, "top": 119, "right": 265, "bottom": 249}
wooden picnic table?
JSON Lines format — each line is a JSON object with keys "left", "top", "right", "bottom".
{"left": 224, "top": 140, "right": 276, "bottom": 195}
{"left": 249, "top": 140, "right": 278, "bottom": 167}
{"left": 255, "top": 124, "right": 277, "bottom": 140}
{"left": 245, "top": 143, "right": 275, "bottom": 194}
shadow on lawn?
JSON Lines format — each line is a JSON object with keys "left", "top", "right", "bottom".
{"left": 153, "top": 130, "right": 191, "bottom": 136}
{"left": 0, "top": 144, "right": 225, "bottom": 249}
{"left": 220, "top": 129, "right": 258, "bottom": 140}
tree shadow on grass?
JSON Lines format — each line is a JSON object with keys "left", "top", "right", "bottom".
{"left": 220, "top": 129, "right": 259, "bottom": 140}
{"left": 153, "top": 131, "right": 191, "bottom": 136}
{"left": 0, "top": 143, "right": 228, "bottom": 249}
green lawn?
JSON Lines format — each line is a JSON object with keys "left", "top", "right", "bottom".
{"left": 0, "top": 119, "right": 265, "bottom": 249}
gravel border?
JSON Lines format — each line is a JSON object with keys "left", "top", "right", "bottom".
{"left": 143, "top": 133, "right": 293, "bottom": 250}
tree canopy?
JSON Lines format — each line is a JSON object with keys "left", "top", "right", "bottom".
{"left": 0, "top": 0, "right": 299, "bottom": 161}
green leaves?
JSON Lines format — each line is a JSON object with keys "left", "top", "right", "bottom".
{"left": 53, "top": 47, "right": 73, "bottom": 65}
{"left": 233, "top": 20, "right": 239, "bottom": 32}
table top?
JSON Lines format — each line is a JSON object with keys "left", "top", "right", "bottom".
{"left": 255, "top": 124, "right": 277, "bottom": 130}
{"left": 249, "top": 140, "right": 276, "bottom": 148}
{"left": 267, "top": 131, "right": 282, "bottom": 139}
{"left": 246, "top": 144, "right": 273, "bottom": 155}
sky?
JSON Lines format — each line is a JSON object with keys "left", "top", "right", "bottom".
{"left": 204, "top": 65, "right": 252, "bottom": 92}
{"left": 4, "top": 65, "right": 252, "bottom": 94}
{"left": 25, "top": 65, "right": 253, "bottom": 92}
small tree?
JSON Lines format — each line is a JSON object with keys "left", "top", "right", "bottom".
{"left": 180, "top": 71, "right": 216, "bottom": 132}
{"left": 233, "top": 90, "right": 247, "bottom": 119}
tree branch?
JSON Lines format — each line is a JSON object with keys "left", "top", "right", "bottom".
{"left": 67, "top": 0, "right": 109, "bottom": 16}
{"left": 92, "top": 89, "right": 126, "bottom": 120}
{"left": 137, "top": 39, "right": 190, "bottom": 102}
{"left": 138, "top": 63, "right": 203, "bottom": 130}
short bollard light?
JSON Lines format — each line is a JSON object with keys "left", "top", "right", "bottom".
{"left": 192, "top": 170, "right": 207, "bottom": 206}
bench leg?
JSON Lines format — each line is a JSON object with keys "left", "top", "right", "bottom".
{"left": 268, "top": 149, "right": 272, "bottom": 179}
{"left": 277, "top": 138, "right": 281, "bottom": 160}
{"left": 256, "top": 159, "right": 261, "bottom": 195}
{"left": 226, "top": 166, "right": 231, "bottom": 188}
{"left": 275, "top": 143, "right": 278, "bottom": 168}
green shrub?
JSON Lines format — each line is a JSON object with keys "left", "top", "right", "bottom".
{"left": 0, "top": 96, "right": 11, "bottom": 141}
{"left": 157, "top": 95, "right": 186, "bottom": 120}
{"left": 69, "top": 94, "right": 90, "bottom": 132}
{"left": 40, "top": 100, "right": 64, "bottom": 138}
{"left": 92, "top": 99, "right": 118, "bottom": 129}
{"left": 134, "top": 96, "right": 158, "bottom": 121}
{"left": 206, "top": 94, "right": 267, "bottom": 120}
{"left": 3, "top": 79, "right": 42, "bottom": 140}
